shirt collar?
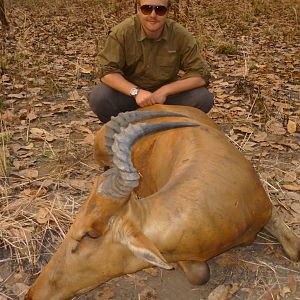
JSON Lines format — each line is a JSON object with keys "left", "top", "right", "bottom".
{"left": 136, "top": 15, "right": 169, "bottom": 42}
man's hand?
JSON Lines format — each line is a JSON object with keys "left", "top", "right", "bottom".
{"left": 135, "top": 89, "right": 155, "bottom": 107}
{"left": 135, "top": 88, "right": 168, "bottom": 107}
{"left": 150, "top": 87, "right": 168, "bottom": 105}
{"left": 150, "top": 77, "right": 206, "bottom": 105}
{"left": 136, "top": 87, "right": 168, "bottom": 107}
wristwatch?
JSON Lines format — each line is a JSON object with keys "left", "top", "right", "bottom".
{"left": 130, "top": 87, "right": 140, "bottom": 98}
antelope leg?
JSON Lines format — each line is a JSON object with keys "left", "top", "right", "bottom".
{"left": 264, "top": 208, "right": 300, "bottom": 262}
{"left": 178, "top": 261, "right": 210, "bottom": 285}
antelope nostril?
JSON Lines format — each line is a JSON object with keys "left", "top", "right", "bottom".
{"left": 72, "top": 230, "right": 86, "bottom": 242}
{"left": 86, "top": 230, "right": 100, "bottom": 239}
{"left": 70, "top": 239, "right": 80, "bottom": 253}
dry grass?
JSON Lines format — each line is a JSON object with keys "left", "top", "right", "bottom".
{"left": 0, "top": 0, "right": 299, "bottom": 298}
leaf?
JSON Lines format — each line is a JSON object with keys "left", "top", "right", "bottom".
{"left": 230, "top": 107, "right": 246, "bottom": 116}
{"left": 234, "top": 126, "right": 254, "bottom": 134}
{"left": 95, "top": 287, "right": 114, "bottom": 300}
{"left": 49, "top": 103, "right": 76, "bottom": 113}
{"left": 0, "top": 130, "right": 12, "bottom": 139}
{"left": 279, "top": 141, "right": 299, "bottom": 150}
{"left": 1, "top": 74, "right": 10, "bottom": 82}
{"left": 266, "top": 119, "right": 286, "bottom": 135}
{"left": 0, "top": 147, "right": 9, "bottom": 177}
{"left": 287, "top": 120, "right": 297, "bottom": 134}
{"left": 144, "top": 267, "right": 159, "bottom": 276}
{"left": 80, "top": 133, "right": 95, "bottom": 146}
{"left": 242, "top": 142, "right": 257, "bottom": 151}
{"left": 291, "top": 202, "right": 300, "bottom": 215}
{"left": 11, "top": 143, "right": 34, "bottom": 154}
{"left": 208, "top": 284, "right": 232, "bottom": 300}
{"left": 8, "top": 228, "right": 32, "bottom": 241}
{"left": 20, "top": 188, "right": 47, "bottom": 198}
{"left": 252, "top": 132, "right": 268, "bottom": 142}
{"left": 68, "top": 90, "right": 81, "bottom": 101}
{"left": 283, "top": 171, "right": 297, "bottom": 183}
{"left": 262, "top": 287, "right": 280, "bottom": 300}
{"left": 35, "top": 179, "right": 55, "bottom": 188}
{"left": 213, "top": 79, "right": 230, "bottom": 87}
{"left": 286, "top": 192, "right": 300, "bottom": 201}
{"left": 75, "top": 125, "right": 92, "bottom": 134}
{"left": 138, "top": 287, "right": 159, "bottom": 300}
{"left": 10, "top": 282, "right": 30, "bottom": 297}
{"left": 18, "top": 169, "right": 39, "bottom": 179}
{"left": 30, "top": 128, "right": 55, "bottom": 142}
{"left": 64, "top": 179, "right": 90, "bottom": 191}
{"left": 27, "top": 111, "right": 38, "bottom": 121}
{"left": 80, "top": 66, "right": 93, "bottom": 74}
{"left": 7, "top": 92, "right": 27, "bottom": 99}
{"left": 13, "top": 160, "right": 27, "bottom": 171}
{"left": 282, "top": 184, "right": 300, "bottom": 191}
{"left": 271, "top": 143, "right": 285, "bottom": 150}
{"left": 288, "top": 275, "right": 297, "bottom": 294}
{"left": 229, "top": 284, "right": 239, "bottom": 296}
{"left": 27, "top": 87, "right": 42, "bottom": 95}
{"left": 273, "top": 102, "right": 293, "bottom": 111}
{"left": 0, "top": 110, "right": 16, "bottom": 122}
{"left": 36, "top": 208, "right": 50, "bottom": 224}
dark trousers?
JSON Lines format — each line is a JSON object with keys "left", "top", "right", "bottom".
{"left": 88, "top": 83, "right": 214, "bottom": 123}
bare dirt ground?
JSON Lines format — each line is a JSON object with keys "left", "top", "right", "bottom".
{"left": 0, "top": 0, "right": 299, "bottom": 299}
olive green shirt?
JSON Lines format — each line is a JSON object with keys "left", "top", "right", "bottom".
{"left": 97, "top": 15, "right": 210, "bottom": 90}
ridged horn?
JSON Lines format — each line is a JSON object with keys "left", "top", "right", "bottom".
{"left": 104, "top": 110, "right": 189, "bottom": 155}
{"left": 98, "top": 121, "right": 200, "bottom": 199}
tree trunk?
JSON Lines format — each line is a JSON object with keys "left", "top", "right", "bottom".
{"left": 0, "top": 0, "right": 9, "bottom": 27}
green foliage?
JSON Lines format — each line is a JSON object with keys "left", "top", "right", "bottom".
{"left": 0, "top": 96, "right": 7, "bottom": 109}
{"left": 0, "top": 131, "right": 11, "bottom": 143}
{"left": 249, "top": 62, "right": 258, "bottom": 71}
{"left": 251, "top": 0, "right": 273, "bottom": 16}
{"left": 199, "top": 7, "right": 214, "bottom": 18}
{"left": 215, "top": 43, "right": 238, "bottom": 56}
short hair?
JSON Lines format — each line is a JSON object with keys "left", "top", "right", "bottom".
{"left": 138, "top": 0, "right": 169, "bottom": 6}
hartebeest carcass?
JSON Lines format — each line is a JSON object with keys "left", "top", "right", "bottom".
{"left": 25, "top": 105, "right": 300, "bottom": 300}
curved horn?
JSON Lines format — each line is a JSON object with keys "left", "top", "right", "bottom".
{"left": 98, "top": 121, "right": 200, "bottom": 199}
{"left": 104, "top": 110, "right": 189, "bottom": 155}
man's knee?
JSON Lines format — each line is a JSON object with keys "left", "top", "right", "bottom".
{"left": 87, "top": 84, "right": 139, "bottom": 123}
{"left": 88, "top": 84, "right": 110, "bottom": 111}
{"left": 87, "top": 84, "right": 115, "bottom": 123}
{"left": 191, "top": 87, "right": 214, "bottom": 113}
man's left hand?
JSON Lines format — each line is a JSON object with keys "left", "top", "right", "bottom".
{"left": 150, "top": 88, "right": 168, "bottom": 104}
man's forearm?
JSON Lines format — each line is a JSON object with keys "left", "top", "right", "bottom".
{"left": 101, "top": 73, "right": 155, "bottom": 107}
{"left": 101, "top": 73, "right": 137, "bottom": 96}
{"left": 157, "top": 77, "right": 206, "bottom": 97}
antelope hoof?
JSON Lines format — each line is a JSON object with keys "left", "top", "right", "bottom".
{"left": 283, "top": 235, "right": 300, "bottom": 262}
{"left": 264, "top": 209, "right": 300, "bottom": 262}
{"left": 178, "top": 261, "right": 210, "bottom": 285}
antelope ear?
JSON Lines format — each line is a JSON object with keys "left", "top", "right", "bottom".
{"left": 125, "top": 232, "right": 173, "bottom": 270}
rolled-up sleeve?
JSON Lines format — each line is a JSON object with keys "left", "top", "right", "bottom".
{"left": 179, "top": 33, "right": 210, "bottom": 84}
{"left": 96, "top": 31, "right": 125, "bottom": 79}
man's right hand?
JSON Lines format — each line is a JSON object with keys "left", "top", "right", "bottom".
{"left": 135, "top": 89, "right": 155, "bottom": 107}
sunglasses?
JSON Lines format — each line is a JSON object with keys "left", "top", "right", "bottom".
{"left": 140, "top": 5, "right": 168, "bottom": 16}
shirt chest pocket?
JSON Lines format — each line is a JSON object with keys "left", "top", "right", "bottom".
{"left": 156, "top": 52, "right": 178, "bottom": 67}
{"left": 155, "top": 52, "right": 179, "bottom": 80}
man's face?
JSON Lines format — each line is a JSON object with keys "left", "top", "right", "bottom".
{"left": 138, "top": 0, "right": 169, "bottom": 38}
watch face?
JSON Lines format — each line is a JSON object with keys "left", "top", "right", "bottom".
{"left": 130, "top": 87, "right": 139, "bottom": 97}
